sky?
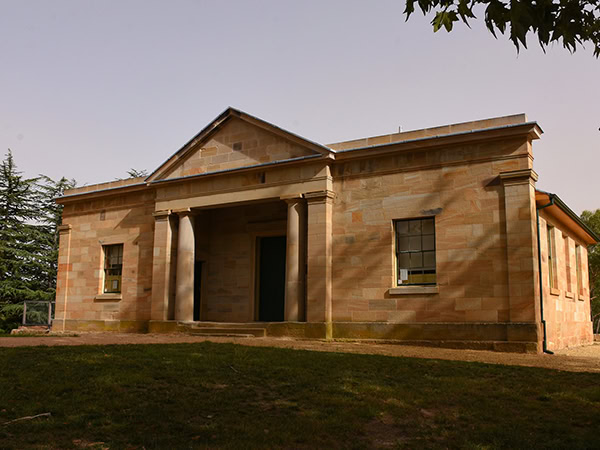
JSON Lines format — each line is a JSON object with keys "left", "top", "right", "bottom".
{"left": 1, "top": 0, "right": 598, "bottom": 213}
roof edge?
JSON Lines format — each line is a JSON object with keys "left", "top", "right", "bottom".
{"left": 146, "top": 107, "right": 333, "bottom": 182}
{"left": 335, "top": 121, "right": 543, "bottom": 154}
{"left": 537, "top": 189, "right": 600, "bottom": 243}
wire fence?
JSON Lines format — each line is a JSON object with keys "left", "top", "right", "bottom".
{"left": 22, "top": 301, "right": 55, "bottom": 327}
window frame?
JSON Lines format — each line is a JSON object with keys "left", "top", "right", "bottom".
{"left": 547, "top": 225, "right": 557, "bottom": 290}
{"left": 576, "top": 244, "right": 583, "bottom": 298}
{"left": 564, "top": 234, "right": 572, "bottom": 294}
{"left": 103, "top": 244, "right": 123, "bottom": 294}
{"left": 394, "top": 217, "right": 436, "bottom": 286}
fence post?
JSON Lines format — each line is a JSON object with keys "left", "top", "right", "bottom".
{"left": 48, "top": 302, "right": 52, "bottom": 326}
{"left": 22, "top": 302, "right": 27, "bottom": 326}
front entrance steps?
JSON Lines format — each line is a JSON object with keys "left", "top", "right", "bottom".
{"left": 148, "top": 320, "right": 329, "bottom": 339}
{"left": 188, "top": 325, "right": 266, "bottom": 338}
{"left": 156, "top": 321, "right": 268, "bottom": 338}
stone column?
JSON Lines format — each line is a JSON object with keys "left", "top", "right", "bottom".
{"left": 55, "top": 224, "right": 72, "bottom": 331}
{"left": 500, "top": 169, "right": 541, "bottom": 325}
{"left": 150, "top": 210, "right": 175, "bottom": 321}
{"left": 283, "top": 197, "right": 306, "bottom": 322}
{"left": 175, "top": 209, "right": 195, "bottom": 322}
{"left": 305, "top": 190, "right": 335, "bottom": 337}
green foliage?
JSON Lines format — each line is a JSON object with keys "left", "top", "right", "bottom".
{"left": 0, "top": 303, "right": 23, "bottom": 333}
{"left": 580, "top": 209, "right": 600, "bottom": 330}
{"left": 404, "top": 0, "right": 600, "bottom": 57}
{"left": 0, "top": 150, "right": 75, "bottom": 332}
{"left": 0, "top": 150, "right": 46, "bottom": 303}
{"left": 36, "top": 175, "right": 77, "bottom": 292}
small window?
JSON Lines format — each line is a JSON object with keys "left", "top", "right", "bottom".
{"left": 395, "top": 217, "right": 436, "bottom": 285}
{"left": 547, "top": 225, "right": 557, "bottom": 289}
{"left": 576, "top": 244, "right": 583, "bottom": 296}
{"left": 564, "top": 235, "right": 572, "bottom": 293}
{"left": 103, "top": 244, "right": 123, "bottom": 293}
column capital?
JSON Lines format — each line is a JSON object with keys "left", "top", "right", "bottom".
{"left": 152, "top": 210, "right": 171, "bottom": 221}
{"left": 172, "top": 207, "right": 193, "bottom": 216}
{"left": 499, "top": 169, "right": 538, "bottom": 186}
{"left": 304, "top": 190, "right": 336, "bottom": 204}
{"left": 58, "top": 224, "right": 72, "bottom": 234}
{"left": 280, "top": 194, "right": 305, "bottom": 205}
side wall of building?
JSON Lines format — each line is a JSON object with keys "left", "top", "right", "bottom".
{"left": 538, "top": 212, "right": 593, "bottom": 350}
{"left": 54, "top": 190, "right": 155, "bottom": 330}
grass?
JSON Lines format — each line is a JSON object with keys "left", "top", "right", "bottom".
{"left": 0, "top": 343, "right": 599, "bottom": 449}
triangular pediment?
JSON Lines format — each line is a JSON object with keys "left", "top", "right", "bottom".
{"left": 148, "top": 108, "right": 332, "bottom": 181}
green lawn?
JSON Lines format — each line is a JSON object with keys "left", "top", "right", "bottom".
{"left": 1, "top": 343, "right": 599, "bottom": 449}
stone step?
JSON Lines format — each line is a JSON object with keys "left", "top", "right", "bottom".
{"left": 188, "top": 322, "right": 269, "bottom": 329}
{"left": 187, "top": 327, "right": 266, "bottom": 338}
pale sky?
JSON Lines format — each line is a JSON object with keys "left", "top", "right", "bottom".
{"left": 1, "top": 0, "right": 598, "bottom": 213}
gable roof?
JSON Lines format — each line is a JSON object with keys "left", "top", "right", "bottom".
{"left": 146, "top": 107, "right": 333, "bottom": 182}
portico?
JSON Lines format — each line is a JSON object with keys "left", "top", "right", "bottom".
{"left": 150, "top": 188, "right": 332, "bottom": 328}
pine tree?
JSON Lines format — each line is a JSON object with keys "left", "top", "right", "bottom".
{"left": 0, "top": 152, "right": 76, "bottom": 332}
{"left": 36, "top": 175, "right": 76, "bottom": 293}
{"left": 0, "top": 150, "right": 46, "bottom": 303}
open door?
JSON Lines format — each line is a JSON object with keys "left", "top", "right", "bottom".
{"left": 257, "top": 236, "right": 286, "bottom": 322}
{"left": 193, "top": 261, "right": 202, "bottom": 321}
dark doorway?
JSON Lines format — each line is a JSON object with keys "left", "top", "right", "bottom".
{"left": 194, "top": 261, "right": 203, "bottom": 321}
{"left": 257, "top": 236, "right": 286, "bottom": 322}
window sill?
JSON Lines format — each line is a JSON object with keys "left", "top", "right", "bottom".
{"left": 577, "top": 294, "right": 586, "bottom": 302}
{"left": 389, "top": 285, "right": 439, "bottom": 295}
{"left": 550, "top": 288, "right": 561, "bottom": 297}
{"left": 94, "top": 293, "right": 122, "bottom": 302}
{"left": 565, "top": 291, "right": 574, "bottom": 299}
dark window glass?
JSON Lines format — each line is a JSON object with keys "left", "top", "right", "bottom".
{"left": 395, "top": 217, "right": 436, "bottom": 285}
{"left": 103, "top": 244, "right": 123, "bottom": 293}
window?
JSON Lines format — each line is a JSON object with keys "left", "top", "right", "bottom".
{"left": 103, "top": 244, "right": 123, "bottom": 293}
{"left": 564, "top": 235, "right": 572, "bottom": 293}
{"left": 576, "top": 244, "right": 583, "bottom": 297}
{"left": 395, "top": 217, "right": 436, "bottom": 285}
{"left": 547, "top": 225, "right": 557, "bottom": 289}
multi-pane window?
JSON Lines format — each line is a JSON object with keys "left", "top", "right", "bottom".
{"left": 547, "top": 225, "right": 557, "bottom": 289}
{"left": 103, "top": 244, "right": 123, "bottom": 294}
{"left": 576, "top": 244, "right": 583, "bottom": 296}
{"left": 564, "top": 235, "right": 572, "bottom": 293}
{"left": 395, "top": 217, "right": 436, "bottom": 285}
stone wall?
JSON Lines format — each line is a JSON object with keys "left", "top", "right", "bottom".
{"left": 330, "top": 137, "right": 533, "bottom": 324}
{"left": 163, "top": 117, "right": 316, "bottom": 179}
{"left": 54, "top": 191, "right": 155, "bottom": 324}
{"left": 538, "top": 212, "right": 593, "bottom": 350}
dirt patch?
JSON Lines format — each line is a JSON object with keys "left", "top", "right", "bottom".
{"left": 364, "top": 412, "right": 408, "bottom": 448}
{"left": 1, "top": 332, "right": 599, "bottom": 373}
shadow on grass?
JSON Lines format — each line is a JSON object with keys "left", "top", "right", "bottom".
{"left": 1, "top": 342, "right": 599, "bottom": 449}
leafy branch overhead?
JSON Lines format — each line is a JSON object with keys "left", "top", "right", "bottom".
{"left": 404, "top": 0, "right": 600, "bottom": 56}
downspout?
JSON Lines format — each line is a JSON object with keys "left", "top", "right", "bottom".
{"left": 536, "top": 195, "right": 555, "bottom": 354}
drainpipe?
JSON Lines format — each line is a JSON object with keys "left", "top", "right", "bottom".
{"left": 536, "top": 194, "right": 555, "bottom": 354}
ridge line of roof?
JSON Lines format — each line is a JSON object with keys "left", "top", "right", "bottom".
{"left": 145, "top": 106, "right": 333, "bottom": 182}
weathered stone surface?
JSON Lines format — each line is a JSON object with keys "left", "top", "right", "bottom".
{"left": 52, "top": 110, "right": 596, "bottom": 352}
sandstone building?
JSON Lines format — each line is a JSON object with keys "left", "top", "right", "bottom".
{"left": 54, "top": 108, "right": 598, "bottom": 352}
